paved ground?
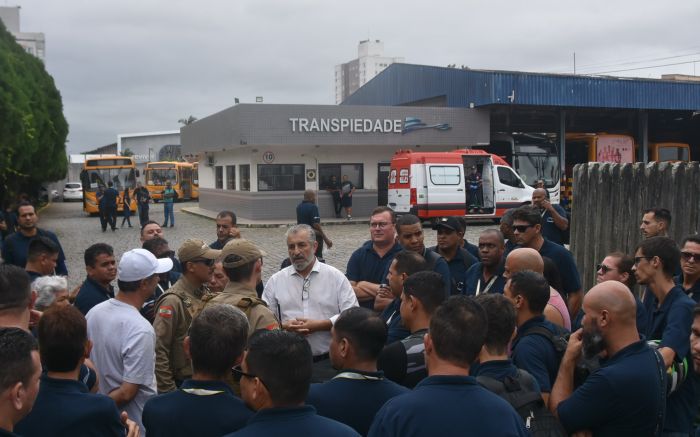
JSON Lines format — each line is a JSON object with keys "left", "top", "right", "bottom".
{"left": 36, "top": 201, "right": 495, "bottom": 289}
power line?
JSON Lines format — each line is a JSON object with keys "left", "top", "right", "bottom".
{"left": 544, "top": 46, "right": 700, "bottom": 74}
{"left": 584, "top": 59, "right": 700, "bottom": 75}
{"left": 574, "top": 51, "right": 700, "bottom": 74}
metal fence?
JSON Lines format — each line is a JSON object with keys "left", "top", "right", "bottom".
{"left": 570, "top": 161, "right": 700, "bottom": 293}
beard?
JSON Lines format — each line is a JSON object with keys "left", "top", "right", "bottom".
{"left": 292, "top": 253, "right": 314, "bottom": 271}
{"left": 582, "top": 324, "right": 607, "bottom": 359}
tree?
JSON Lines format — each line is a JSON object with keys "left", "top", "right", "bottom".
{"left": 0, "top": 21, "right": 68, "bottom": 207}
{"left": 121, "top": 147, "right": 134, "bottom": 157}
{"left": 178, "top": 115, "right": 197, "bottom": 125}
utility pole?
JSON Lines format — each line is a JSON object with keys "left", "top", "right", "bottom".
{"left": 573, "top": 52, "right": 576, "bottom": 75}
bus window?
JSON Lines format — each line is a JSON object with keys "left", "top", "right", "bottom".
{"left": 658, "top": 146, "right": 690, "bottom": 162}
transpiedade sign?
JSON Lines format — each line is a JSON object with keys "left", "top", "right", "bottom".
{"left": 289, "top": 117, "right": 452, "bottom": 134}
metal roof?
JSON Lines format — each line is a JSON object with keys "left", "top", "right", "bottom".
{"left": 342, "top": 63, "right": 700, "bottom": 111}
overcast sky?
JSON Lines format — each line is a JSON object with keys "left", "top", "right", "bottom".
{"left": 10, "top": 0, "right": 700, "bottom": 152}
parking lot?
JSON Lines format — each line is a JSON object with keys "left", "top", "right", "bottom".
{"left": 35, "top": 201, "right": 494, "bottom": 289}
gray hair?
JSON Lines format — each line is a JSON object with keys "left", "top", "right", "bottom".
{"left": 285, "top": 224, "right": 316, "bottom": 243}
{"left": 32, "top": 276, "right": 68, "bottom": 311}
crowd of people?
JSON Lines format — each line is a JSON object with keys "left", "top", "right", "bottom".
{"left": 1, "top": 192, "right": 700, "bottom": 437}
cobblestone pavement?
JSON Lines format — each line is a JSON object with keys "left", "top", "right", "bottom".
{"left": 37, "top": 201, "right": 495, "bottom": 289}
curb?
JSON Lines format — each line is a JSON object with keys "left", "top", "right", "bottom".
{"left": 180, "top": 207, "right": 370, "bottom": 228}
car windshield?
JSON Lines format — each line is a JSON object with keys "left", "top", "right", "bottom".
{"left": 513, "top": 143, "right": 560, "bottom": 188}
{"left": 85, "top": 168, "right": 136, "bottom": 192}
{"left": 146, "top": 168, "right": 177, "bottom": 185}
{"left": 65, "top": 183, "right": 81, "bottom": 189}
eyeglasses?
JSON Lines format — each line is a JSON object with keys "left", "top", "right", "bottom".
{"left": 370, "top": 222, "right": 391, "bottom": 229}
{"left": 192, "top": 258, "right": 215, "bottom": 267}
{"left": 231, "top": 365, "right": 257, "bottom": 383}
{"left": 634, "top": 256, "right": 654, "bottom": 265}
{"left": 302, "top": 277, "right": 311, "bottom": 300}
{"left": 681, "top": 252, "right": 700, "bottom": 262}
{"left": 596, "top": 264, "right": 615, "bottom": 274}
{"left": 512, "top": 224, "right": 534, "bottom": 233}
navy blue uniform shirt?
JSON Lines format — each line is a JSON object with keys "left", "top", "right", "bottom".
{"left": 642, "top": 285, "right": 698, "bottom": 433}
{"left": 463, "top": 262, "right": 507, "bottom": 296}
{"left": 558, "top": 340, "right": 664, "bottom": 436}
{"left": 102, "top": 187, "right": 119, "bottom": 207}
{"left": 539, "top": 204, "right": 568, "bottom": 245}
{"left": 296, "top": 200, "right": 320, "bottom": 226}
{"left": 306, "top": 369, "right": 409, "bottom": 435}
{"left": 675, "top": 274, "right": 700, "bottom": 303}
{"left": 380, "top": 297, "right": 409, "bottom": 344}
{"left": 15, "top": 375, "right": 124, "bottom": 436}
{"left": 429, "top": 245, "right": 477, "bottom": 295}
{"left": 511, "top": 315, "right": 565, "bottom": 393}
{"left": 2, "top": 228, "right": 68, "bottom": 276}
{"left": 368, "top": 375, "right": 528, "bottom": 437}
{"left": 346, "top": 240, "right": 402, "bottom": 309}
{"left": 421, "top": 248, "right": 451, "bottom": 298}
{"left": 538, "top": 239, "right": 581, "bottom": 298}
{"left": 143, "top": 379, "right": 252, "bottom": 437}
{"left": 472, "top": 359, "right": 540, "bottom": 393}
{"left": 75, "top": 276, "right": 115, "bottom": 316}
{"left": 462, "top": 239, "right": 480, "bottom": 260}
{"left": 226, "top": 405, "right": 360, "bottom": 437}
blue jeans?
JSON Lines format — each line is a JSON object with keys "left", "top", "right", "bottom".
{"left": 163, "top": 202, "right": 174, "bottom": 226}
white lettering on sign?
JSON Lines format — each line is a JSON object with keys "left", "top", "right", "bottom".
{"left": 289, "top": 117, "right": 403, "bottom": 134}
{"left": 262, "top": 151, "right": 275, "bottom": 163}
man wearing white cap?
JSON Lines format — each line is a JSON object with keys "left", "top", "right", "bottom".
{"left": 86, "top": 248, "right": 173, "bottom": 437}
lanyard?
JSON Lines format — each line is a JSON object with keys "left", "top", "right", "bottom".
{"left": 476, "top": 275, "right": 499, "bottom": 296}
{"left": 157, "top": 281, "right": 172, "bottom": 296}
{"left": 182, "top": 388, "right": 225, "bottom": 396}
{"left": 333, "top": 372, "right": 383, "bottom": 381}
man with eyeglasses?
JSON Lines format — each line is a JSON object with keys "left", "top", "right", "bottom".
{"left": 153, "top": 239, "right": 220, "bottom": 394}
{"left": 346, "top": 206, "right": 402, "bottom": 311}
{"left": 463, "top": 229, "right": 507, "bottom": 296}
{"left": 633, "top": 236, "right": 697, "bottom": 435}
{"left": 429, "top": 217, "right": 477, "bottom": 295}
{"left": 228, "top": 330, "right": 360, "bottom": 437}
{"left": 511, "top": 205, "right": 582, "bottom": 318}
{"left": 263, "top": 225, "right": 358, "bottom": 376}
{"left": 676, "top": 235, "right": 700, "bottom": 302}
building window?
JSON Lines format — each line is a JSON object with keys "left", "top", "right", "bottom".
{"left": 226, "top": 165, "right": 236, "bottom": 190}
{"left": 319, "top": 164, "right": 364, "bottom": 190}
{"left": 240, "top": 165, "right": 250, "bottom": 191}
{"left": 257, "top": 164, "right": 305, "bottom": 191}
{"left": 215, "top": 166, "right": 223, "bottom": 189}
{"left": 429, "top": 166, "right": 461, "bottom": 185}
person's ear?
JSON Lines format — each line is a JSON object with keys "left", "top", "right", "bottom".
{"left": 339, "top": 337, "right": 350, "bottom": 358}
{"left": 509, "top": 326, "right": 517, "bottom": 342}
{"left": 10, "top": 381, "right": 25, "bottom": 410}
{"left": 183, "top": 336, "right": 191, "bottom": 360}
{"left": 423, "top": 332, "right": 433, "bottom": 355}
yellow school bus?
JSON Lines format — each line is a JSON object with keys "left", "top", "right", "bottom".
{"left": 145, "top": 161, "right": 194, "bottom": 201}
{"left": 191, "top": 162, "right": 199, "bottom": 200}
{"left": 80, "top": 156, "right": 138, "bottom": 215}
{"left": 649, "top": 142, "right": 691, "bottom": 162}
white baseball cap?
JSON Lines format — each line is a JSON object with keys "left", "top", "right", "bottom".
{"left": 118, "top": 248, "right": 173, "bottom": 282}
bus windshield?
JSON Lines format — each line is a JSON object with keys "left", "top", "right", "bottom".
{"left": 513, "top": 144, "right": 560, "bottom": 188}
{"left": 84, "top": 168, "right": 136, "bottom": 192}
{"left": 147, "top": 168, "right": 177, "bottom": 185}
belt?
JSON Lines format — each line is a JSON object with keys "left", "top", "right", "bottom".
{"left": 313, "top": 352, "right": 330, "bottom": 363}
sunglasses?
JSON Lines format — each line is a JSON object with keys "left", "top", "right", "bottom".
{"left": 512, "top": 224, "right": 534, "bottom": 233}
{"left": 232, "top": 365, "right": 261, "bottom": 384}
{"left": 634, "top": 256, "right": 654, "bottom": 266}
{"left": 681, "top": 252, "right": 699, "bottom": 262}
{"left": 192, "top": 258, "right": 215, "bottom": 267}
{"left": 596, "top": 264, "right": 615, "bottom": 274}
{"left": 157, "top": 251, "right": 175, "bottom": 259}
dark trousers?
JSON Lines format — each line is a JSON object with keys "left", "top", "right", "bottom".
{"left": 121, "top": 205, "right": 132, "bottom": 227}
{"left": 139, "top": 204, "right": 149, "bottom": 227}
{"left": 105, "top": 206, "right": 117, "bottom": 230}
{"left": 98, "top": 208, "right": 107, "bottom": 230}
{"left": 315, "top": 234, "right": 324, "bottom": 260}
{"left": 331, "top": 192, "right": 342, "bottom": 217}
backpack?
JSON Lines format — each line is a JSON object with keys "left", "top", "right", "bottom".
{"left": 477, "top": 370, "right": 567, "bottom": 437}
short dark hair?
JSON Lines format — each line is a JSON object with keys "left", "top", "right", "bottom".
{"left": 429, "top": 295, "right": 487, "bottom": 367}
{"left": 682, "top": 234, "right": 700, "bottom": 247}
{"left": 512, "top": 205, "right": 542, "bottom": 227}
{"left": 0, "top": 327, "right": 38, "bottom": 391}
{"left": 542, "top": 256, "right": 563, "bottom": 294}
{"left": 223, "top": 256, "right": 257, "bottom": 283}
{"left": 474, "top": 294, "right": 516, "bottom": 355}
{"left": 643, "top": 208, "right": 672, "bottom": 227}
{"left": 246, "top": 330, "right": 312, "bottom": 406}
{"left": 107, "top": 181, "right": 113, "bottom": 187}
{"left": 509, "top": 270, "right": 550, "bottom": 314}
{"left": 402, "top": 271, "right": 446, "bottom": 315}
{"left": 0, "top": 265, "right": 32, "bottom": 314}
{"left": 190, "top": 305, "right": 248, "bottom": 378}
{"left": 27, "top": 236, "right": 59, "bottom": 262}
{"left": 501, "top": 208, "right": 516, "bottom": 226}
{"left": 393, "top": 250, "right": 429, "bottom": 277}
{"left": 635, "top": 236, "right": 680, "bottom": 278}
{"left": 396, "top": 214, "right": 421, "bottom": 234}
{"left": 334, "top": 308, "right": 387, "bottom": 361}
{"left": 140, "top": 220, "right": 161, "bottom": 236}
{"left": 84, "top": 243, "right": 114, "bottom": 267}
{"left": 371, "top": 206, "right": 396, "bottom": 223}
{"left": 16, "top": 201, "right": 35, "bottom": 214}
{"left": 456, "top": 217, "right": 469, "bottom": 233}
{"left": 142, "top": 237, "right": 169, "bottom": 255}
{"left": 37, "top": 306, "right": 86, "bottom": 372}
{"left": 217, "top": 210, "right": 237, "bottom": 225}
{"left": 608, "top": 251, "right": 637, "bottom": 289}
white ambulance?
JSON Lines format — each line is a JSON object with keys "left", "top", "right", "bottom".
{"left": 388, "top": 149, "right": 534, "bottom": 220}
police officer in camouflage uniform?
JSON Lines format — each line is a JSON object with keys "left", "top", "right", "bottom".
{"left": 206, "top": 239, "right": 279, "bottom": 336}
{"left": 153, "top": 239, "right": 220, "bottom": 393}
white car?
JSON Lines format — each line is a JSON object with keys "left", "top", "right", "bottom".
{"left": 63, "top": 182, "right": 83, "bottom": 201}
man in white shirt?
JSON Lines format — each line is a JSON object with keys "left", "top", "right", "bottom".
{"left": 86, "top": 248, "right": 172, "bottom": 437}
{"left": 263, "top": 224, "right": 358, "bottom": 363}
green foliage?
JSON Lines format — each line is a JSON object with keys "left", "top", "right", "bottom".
{"left": 121, "top": 147, "right": 134, "bottom": 157}
{"left": 0, "top": 20, "right": 68, "bottom": 206}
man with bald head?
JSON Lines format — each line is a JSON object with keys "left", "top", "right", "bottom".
{"left": 505, "top": 248, "right": 571, "bottom": 331}
{"left": 531, "top": 188, "right": 568, "bottom": 246}
{"left": 550, "top": 281, "right": 665, "bottom": 436}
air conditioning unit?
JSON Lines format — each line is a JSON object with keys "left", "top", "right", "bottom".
{"left": 205, "top": 154, "right": 215, "bottom": 167}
